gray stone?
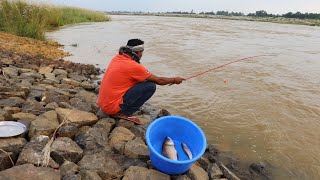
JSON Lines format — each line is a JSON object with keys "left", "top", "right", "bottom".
{"left": 53, "top": 69, "right": 68, "bottom": 75}
{"left": 62, "top": 78, "right": 81, "bottom": 86}
{"left": 69, "top": 98, "right": 92, "bottom": 112}
{"left": 207, "top": 163, "right": 223, "bottom": 179}
{"left": 41, "top": 91, "right": 69, "bottom": 104}
{"left": 28, "top": 110, "right": 60, "bottom": 139}
{"left": 80, "top": 170, "right": 102, "bottom": 180}
{"left": 44, "top": 72, "right": 56, "bottom": 79}
{"left": 51, "top": 137, "right": 83, "bottom": 165}
{"left": 80, "top": 81, "right": 97, "bottom": 90}
{"left": 45, "top": 102, "right": 59, "bottom": 110}
{"left": 0, "top": 91, "right": 27, "bottom": 99}
{"left": 56, "top": 108, "right": 98, "bottom": 127}
{"left": 19, "top": 68, "right": 36, "bottom": 73}
{"left": 62, "top": 175, "right": 81, "bottom": 180}
{"left": 74, "top": 90, "right": 97, "bottom": 104}
{"left": 21, "top": 99, "right": 46, "bottom": 115}
{"left": 156, "top": 109, "right": 171, "bottom": 118}
{"left": 3, "top": 67, "right": 19, "bottom": 78}
{"left": 16, "top": 135, "right": 59, "bottom": 168}
{"left": 20, "top": 79, "right": 32, "bottom": 87}
{"left": 109, "top": 126, "right": 135, "bottom": 148}
{"left": 60, "top": 161, "right": 79, "bottom": 178}
{"left": 12, "top": 112, "right": 36, "bottom": 121}
{"left": 58, "top": 102, "right": 74, "bottom": 109}
{"left": 0, "top": 164, "right": 60, "bottom": 180}
{"left": 129, "top": 125, "right": 146, "bottom": 139}
{"left": 249, "top": 161, "right": 273, "bottom": 180}
{"left": 0, "top": 151, "right": 14, "bottom": 171}
{"left": 218, "top": 162, "right": 241, "bottom": 180}
{"left": 27, "top": 87, "right": 45, "bottom": 101}
{"left": 68, "top": 72, "right": 86, "bottom": 82}
{"left": 0, "top": 97, "right": 25, "bottom": 108}
{"left": 124, "top": 137, "right": 149, "bottom": 159}
{"left": 187, "top": 164, "right": 209, "bottom": 180}
{"left": 172, "top": 175, "right": 192, "bottom": 180}
{"left": 38, "top": 66, "right": 53, "bottom": 74}
{"left": 0, "top": 137, "right": 27, "bottom": 154}
{"left": 20, "top": 72, "right": 43, "bottom": 79}
{"left": 78, "top": 152, "right": 124, "bottom": 179}
{"left": 122, "top": 166, "right": 170, "bottom": 180}
{"left": 116, "top": 119, "right": 135, "bottom": 129}
{"left": 57, "top": 124, "right": 78, "bottom": 139}
{"left": 109, "top": 154, "right": 148, "bottom": 170}
{"left": 0, "top": 108, "right": 13, "bottom": 121}
{"left": 3, "top": 106, "right": 21, "bottom": 114}
{"left": 198, "top": 156, "right": 211, "bottom": 171}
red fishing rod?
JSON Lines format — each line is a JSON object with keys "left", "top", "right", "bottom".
{"left": 185, "top": 55, "right": 274, "bottom": 80}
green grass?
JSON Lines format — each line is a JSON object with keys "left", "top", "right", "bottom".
{"left": 0, "top": 1, "right": 110, "bottom": 40}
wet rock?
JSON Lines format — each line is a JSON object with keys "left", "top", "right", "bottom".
{"left": 12, "top": 112, "right": 36, "bottom": 121}
{"left": 0, "top": 97, "right": 25, "bottom": 107}
{"left": 207, "top": 163, "right": 223, "bottom": 179}
{"left": 156, "top": 108, "right": 171, "bottom": 118}
{"left": 218, "top": 162, "right": 241, "bottom": 180}
{"left": 60, "top": 161, "right": 79, "bottom": 178}
{"left": 109, "top": 126, "right": 135, "bottom": 149}
{"left": 0, "top": 151, "right": 14, "bottom": 171}
{"left": 78, "top": 151, "right": 124, "bottom": 179}
{"left": 38, "top": 66, "right": 53, "bottom": 74}
{"left": 3, "top": 106, "right": 21, "bottom": 114}
{"left": 80, "top": 170, "right": 102, "bottom": 180}
{"left": 16, "top": 135, "right": 59, "bottom": 168}
{"left": 62, "top": 78, "right": 81, "bottom": 86}
{"left": 124, "top": 137, "right": 149, "bottom": 159}
{"left": 57, "top": 124, "right": 78, "bottom": 139}
{"left": 123, "top": 166, "right": 170, "bottom": 180}
{"left": 28, "top": 110, "right": 60, "bottom": 139}
{"left": 45, "top": 102, "right": 59, "bottom": 110}
{"left": 56, "top": 108, "right": 98, "bottom": 127}
{"left": 21, "top": 99, "right": 46, "bottom": 115}
{"left": 69, "top": 97, "right": 92, "bottom": 112}
{"left": 116, "top": 119, "right": 135, "bottom": 129}
{"left": 187, "top": 164, "right": 209, "bottom": 180}
{"left": 51, "top": 137, "right": 83, "bottom": 165}
{"left": 68, "top": 72, "right": 86, "bottom": 82}
{"left": 0, "top": 108, "right": 13, "bottom": 121}
{"left": 53, "top": 69, "right": 68, "bottom": 76}
{"left": 249, "top": 161, "right": 272, "bottom": 180}
{"left": 80, "top": 81, "right": 97, "bottom": 90}
{"left": 0, "top": 164, "right": 60, "bottom": 180}
{"left": 197, "top": 156, "right": 210, "bottom": 171}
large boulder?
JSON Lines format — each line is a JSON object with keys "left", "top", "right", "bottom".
{"left": 16, "top": 135, "right": 59, "bottom": 168}
{"left": 109, "top": 126, "right": 135, "bottom": 149}
{"left": 51, "top": 137, "right": 83, "bottom": 165}
{"left": 78, "top": 151, "right": 124, "bottom": 179}
{"left": 124, "top": 137, "right": 149, "bottom": 159}
{"left": 0, "top": 164, "right": 60, "bottom": 180}
{"left": 55, "top": 108, "right": 98, "bottom": 127}
{"left": 28, "top": 110, "right": 60, "bottom": 139}
{"left": 122, "top": 166, "right": 170, "bottom": 180}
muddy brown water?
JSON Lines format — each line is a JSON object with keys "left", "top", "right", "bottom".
{"left": 47, "top": 15, "right": 320, "bottom": 179}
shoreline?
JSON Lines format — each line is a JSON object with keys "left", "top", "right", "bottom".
{"left": 0, "top": 32, "right": 271, "bottom": 179}
{"left": 108, "top": 12, "right": 320, "bottom": 27}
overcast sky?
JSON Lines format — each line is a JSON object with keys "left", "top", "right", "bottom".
{"left": 45, "top": 0, "right": 320, "bottom": 14}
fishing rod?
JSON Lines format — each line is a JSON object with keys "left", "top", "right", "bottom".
{"left": 185, "top": 54, "right": 275, "bottom": 80}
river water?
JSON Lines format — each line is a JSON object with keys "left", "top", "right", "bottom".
{"left": 47, "top": 15, "right": 320, "bottom": 179}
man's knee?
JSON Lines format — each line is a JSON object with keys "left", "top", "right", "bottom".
{"left": 145, "top": 81, "right": 156, "bottom": 93}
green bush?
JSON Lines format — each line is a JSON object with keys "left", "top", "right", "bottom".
{"left": 0, "top": 1, "right": 110, "bottom": 40}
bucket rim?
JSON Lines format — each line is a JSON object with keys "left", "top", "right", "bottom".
{"left": 146, "top": 115, "right": 207, "bottom": 165}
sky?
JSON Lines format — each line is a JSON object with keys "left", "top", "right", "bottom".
{"left": 43, "top": 0, "right": 320, "bottom": 14}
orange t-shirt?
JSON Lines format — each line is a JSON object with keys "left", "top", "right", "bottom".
{"left": 97, "top": 54, "right": 152, "bottom": 114}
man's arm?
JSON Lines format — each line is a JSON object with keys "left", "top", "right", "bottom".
{"left": 147, "top": 74, "right": 185, "bottom": 85}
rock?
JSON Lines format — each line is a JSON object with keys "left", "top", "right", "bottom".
{"left": 53, "top": 69, "right": 68, "bottom": 76}
{"left": 249, "top": 161, "right": 272, "bottom": 180}
{"left": 60, "top": 161, "right": 79, "bottom": 178}
{"left": 3, "top": 106, "right": 21, "bottom": 114}
{"left": 56, "top": 108, "right": 98, "bottom": 127}
{"left": 51, "top": 137, "right": 83, "bottom": 165}
{"left": 1, "top": 58, "right": 14, "bottom": 65}
{"left": 45, "top": 102, "right": 59, "bottom": 110}
{"left": 58, "top": 102, "right": 74, "bottom": 109}
{"left": 129, "top": 125, "right": 146, "bottom": 139}
{"left": 78, "top": 151, "right": 124, "bottom": 179}
{"left": 0, "top": 109, "right": 12, "bottom": 121}
{"left": 57, "top": 124, "right": 78, "bottom": 139}
{"left": 80, "top": 170, "right": 102, "bottom": 180}
{"left": 116, "top": 119, "right": 135, "bottom": 129}
{"left": 0, "top": 164, "right": 60, "bottom": 180}
{"left": 28, "top": 110, "right": 60, "bottom": 139}
{"left": 68, "top": 72, "right": 86, "bottom": 82}
{"left": 0, "top": 97, "right": 25, "bottom": 107}
{"left": 207, "top": 163, "right": 223, "bottom": 179}
{"left": 28, "top": 87, "right": 45, "bottom": 101}
{"left": 20, "top": 79, "right": 32, "bottom": 87}
{"left": 0, "top": 137, "right": 27, "bottom": 154}
{"left": 156, "top": 109, "right": 171, "bottom": 118}
{"left": 74, "top": 90, "right": 97, "bottom": 104}
{"left": 134, "top": 114, "right": 152, "bottom": 125}
{"left": 69, "top": 97, "right": 92, "bottom": 112}
{"left": 21, "top": 99, "right": 46, "bottom": 115}
{"left": 124, "top": 137, "right": 149, "bottom": 159}
{"left": 12, "top": 112, "right": 36, "bottom": 121}
{"left": 74, "top": 121, "right": 112, "bottom": 152}
{"left": 187, "top": 164, "right": 209, "bottom": 180}
{"left": 109, "top": 126, "right": 135, "bottom": 148}
{"left": 63, "top": 175, "right": 81, "bottom": 180}
{"left": 56, "top": 74, "right": 68, "bottom": 81}
{"left": 198, "top": 156, "right": 211, "bottom": 171}
{"left": 80, "top": 81, "right": 97, "bottom": 90}
{"left": 96, "top": 109, "right": 110, "bottom": 119}
{"left": 62, "top": 78, "right": 81, "bottom": 86}
{"left": 109, "top": 154, "right": 148, "bottom": 170}
{"left": 218, "top": 162, "right": 241, "bottom": 180}
{"left": 0, "top": 151, "right": 14, "bottom": 171}
{"left": 3, "top": 67, "right": 19, "bottom": 78}
{"left": 16, "top": 135, "right": 59, "bottom": 168}
{"left": 38, "top": 66, "right": 53, "bottom": 74}
{"left": 172, "top": 175, "right": 191, "bottom": 180}
{"left": 44, "top": 72, "right": 56, "bottom": 79}
{"left": 122, "top": 166, "right": 170, "bottom": 180}
{"left": 0, "top": 91, "right": 27, "bottom": 99}
{"left": 41, "top": 91, "right": 69, "bottom": 104}
{"left": 19, "top": 68, "right": 36, "bottom": 73}
{"left": 17, "top": 118, "right": 33, "bottom": 130}
{"left": 20, "top": 72, "right": 43, "bottom": 79}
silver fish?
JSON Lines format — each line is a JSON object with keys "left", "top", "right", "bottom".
{"left": 162, "top": 137, "right": 178, "bottom": 160}
{"left": 182, "top": 143, "right": 193, "bottom": 159}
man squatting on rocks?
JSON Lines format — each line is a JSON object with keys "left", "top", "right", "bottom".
{"left": 97, "top": 39, "right": 185, "bottom": 124}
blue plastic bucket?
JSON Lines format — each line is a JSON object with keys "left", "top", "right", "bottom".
{"left": 146, "top": 116, "right": 207, "bottom": 175}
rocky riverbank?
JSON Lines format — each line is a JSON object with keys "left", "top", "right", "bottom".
{"left": 0, "top": 33, "right": 271, "bottom": 180}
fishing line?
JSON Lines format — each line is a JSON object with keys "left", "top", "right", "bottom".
{"left": 185, "top": 54, "right": 276, "bottom": 80}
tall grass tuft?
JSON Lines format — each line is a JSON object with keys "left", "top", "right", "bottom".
{"left": 0, "top": 0, "right": 110, "bottom": 40}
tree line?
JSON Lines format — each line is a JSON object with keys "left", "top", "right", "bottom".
{"left": 166, "top": 10, "right": 320, "bottom": 19}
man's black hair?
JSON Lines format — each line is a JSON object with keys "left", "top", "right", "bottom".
{"left": 127, "top": 39, "right": 144, "bottom": 47}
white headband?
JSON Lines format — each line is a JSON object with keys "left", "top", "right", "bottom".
{"left": 127, "top": 44, "right": 144, "bottom": 52}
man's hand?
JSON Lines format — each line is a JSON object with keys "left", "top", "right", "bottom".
{"left": 173, "top": 77, "right": 185, "bottom": 84}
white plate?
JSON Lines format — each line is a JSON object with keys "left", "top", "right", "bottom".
{"left": 0, "top": 121, "right": 27, "bottom": 138}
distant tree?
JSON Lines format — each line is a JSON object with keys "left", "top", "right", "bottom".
{"left": 216, "top": 11, "right": 230, "bottom": 16}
